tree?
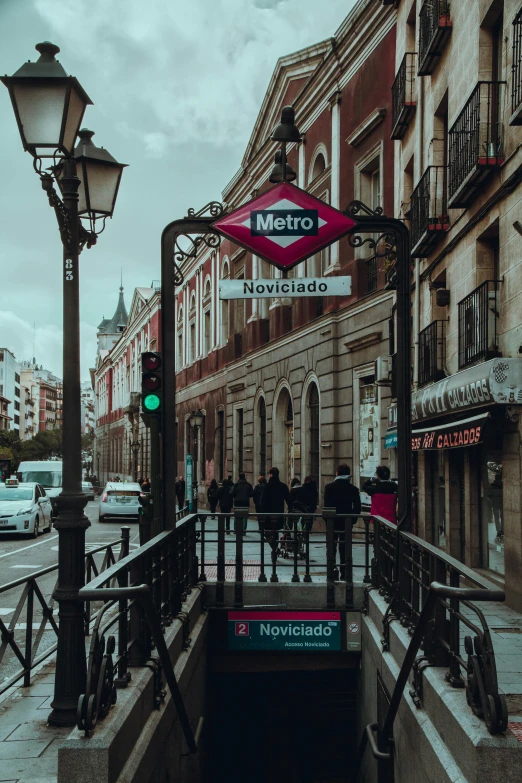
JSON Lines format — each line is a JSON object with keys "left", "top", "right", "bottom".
{"left": 20, "top": 429, "right": 62, "bottom": 461}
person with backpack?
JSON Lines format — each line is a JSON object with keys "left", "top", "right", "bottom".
{"left": 231, "top": 472, "right": 253, "bottom": 532}
{"left": 218, "top": 475, "right": 234, "bottom": 533}
{"left": 207, "top": 479, "right": 219, "bottom": 517}
{"left": 362, "top": 465, "right": 398, "bottom": 524}
{"left": 253, "top": 476, "right": 267, "bottom": 530}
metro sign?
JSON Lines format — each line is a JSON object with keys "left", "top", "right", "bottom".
{"left": 212, "top": 182, "right": 357, "bottom": 271}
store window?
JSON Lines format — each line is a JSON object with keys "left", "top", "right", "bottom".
{"left": 479, "top": 434, "right": 504, "bottom": 576}
{"left": 359, "top": 377, "right": 379, "bottom": 484}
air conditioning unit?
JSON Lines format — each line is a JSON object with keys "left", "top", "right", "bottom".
{"left": 375, "top": 356, "right": 392, "bottom": 386}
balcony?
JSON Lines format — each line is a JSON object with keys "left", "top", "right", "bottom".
{"left": 418, "top": 0, "right": 452, "bottom": 76}
{"left": 418, "top": 321, "right": 446, "bottom": 387}
{"left": 410, "top": 166, "right": 449, "bottom": 258}
{"left": 511, "top": 9, "right": 522, "bottom": 125}
{"left": 448, "top": 82, "right": 505, "bottom": 208}
{"left": 391, "top": 53, "right": 417, "bottom": 139}
{"left": 458, "top": 281, "right": 500, "bottom": 369}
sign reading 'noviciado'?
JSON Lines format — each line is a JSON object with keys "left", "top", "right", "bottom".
{"left": 212, "top": 182, "right": 357, "bottom": 272}
{"left": 219, "top": 276, "right": 351, "bottom": 300}
{"left": 228, "top": 611, "right": 341, "bottom": 651}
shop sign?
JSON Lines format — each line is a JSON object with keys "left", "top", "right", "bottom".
{"left": 411, "top": 359, "right": 522, "bottom": 424}
{"left": 228, "top": 611, "right": 341, "bottom": 651}
{"left": 212, "top": 182, "right": 357, "bottom": 272}
{"left": 384, "top": 430, "right": 397, "bottom": 449}
{"left": 411, "top": 413, "right": 489, "bottom": 451}
{"left": 387, "top": 403, "right": 397, "bottom": 429}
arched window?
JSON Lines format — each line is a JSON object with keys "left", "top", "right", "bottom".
{"left": 259, "top": 397, "right": 266, "bottom": 477}
{"left": 310, "top": 151, "right": 326, "bottom": 183}
{"left": 189, "top": 294, "right": 196, "bottom": 363}
{"left": 177, "top": 306, "right": 183, "bottom": 370}
{"left": 308, "top": 383, "right": 320, "bottom": 484}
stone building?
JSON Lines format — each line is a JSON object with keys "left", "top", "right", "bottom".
{"left": 174, "top": 0, "right": 397, "bottom": 503}
{"left": 388, "top": 0, "right": 522, "bottom": 609}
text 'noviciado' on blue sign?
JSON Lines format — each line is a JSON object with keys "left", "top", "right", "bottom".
{"left": 228, "top": 611, "right": 341, "bottom": 651}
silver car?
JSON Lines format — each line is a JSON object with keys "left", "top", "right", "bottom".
{"left": 99, "top": 482, "right": 142, "bottom": 522}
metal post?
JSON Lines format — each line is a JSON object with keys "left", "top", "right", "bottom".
{"left": 48, "top": 157, "right": 90, "bottom": 727}
{"left": 150, "top": 417, "right": 161, "bottom": 536}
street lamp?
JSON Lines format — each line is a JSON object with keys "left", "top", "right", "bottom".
{"left": 131, "top": 439, "right": 141, "bottom": 482}
{"left": 271, "top": 104, "right": 301, "bottom": 185}
{"left": 2, "top": 42, "right": 126, "bottom": 727}
{"left": 188, "top": 410, "right": 204, "bottom": 508}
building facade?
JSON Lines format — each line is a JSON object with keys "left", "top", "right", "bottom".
{"left": 388, "top": 0, "right": 522, "bottom": 609}
{"left": 0, "top": 349, "right": 21, "bottom": 434}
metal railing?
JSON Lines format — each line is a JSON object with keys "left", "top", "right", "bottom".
{"left": 410, "top": 166, "right": 449, "bottom": 257}
{"left": 418, "top": 320, "right": 446, "bottom": 386}
{"left": 418, "top": 0, "right": 452, "bottom": 76}
{"left": 512, "top": 9, "right": 522, "bottom": 121}
{"left": 359, "top": 515, "right": 507, "bottom": 777}
{"left": 0, "top": 528, "right": 130, "bottom": 694}
{"left": 458, "top": 280, "right": 500, "bottom": 369}
{"left": 391, "top": 53, "right": 417, "bottom": 139}
{"left": 448, "top": 82, "right": 505, "bottom": 205}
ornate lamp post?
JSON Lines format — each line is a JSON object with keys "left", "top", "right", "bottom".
{"left": 2, "top": 42, "right": 126, "bottom": 726}
{"left": 131, "top": 439, "right": 141, "bottom": 482}
{"left": 188, "top": 410, "right": 204, "bottom": 509}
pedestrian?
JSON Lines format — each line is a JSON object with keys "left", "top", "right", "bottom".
{"left": 253, "top": 475, "right": 267, "bottom": 530}
{"left": 141, "top": 477, "right": 151, "bottom": 493}
{"left": 324, "top": 464, "right": 361, "bottom": 579}
{"left": 175, "top": 475, "right": 185, "bottom": 509}
{"left": 231, "top": 472, "right": 253, "bottom": 532}
{"left": 260, "top": 466, "right": 290, "bottom": 559}
{"left": 218, "top": 475, "right": 234, "bottom": 533}
{"left": 293, "top": 475, "right": 318, "bottom": 532}
{"left": 362, "top": 465, "right": 398, "bottom": 525}
{"left": 207, "top": 478, "right": 220, "bottom": 517}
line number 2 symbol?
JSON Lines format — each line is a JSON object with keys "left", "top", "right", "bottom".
{"left": 65, "top": 259, "right": 73, "bottom": 281}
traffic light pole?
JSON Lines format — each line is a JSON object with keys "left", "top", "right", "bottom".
{"left": 150, "top": 416, "right": 162, "bottom": 537}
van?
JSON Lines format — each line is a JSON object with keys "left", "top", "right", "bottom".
{"left": 17, "top": 460, "right": 62, "bottom": 517}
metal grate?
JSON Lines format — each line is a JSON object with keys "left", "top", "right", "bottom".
{"left": 410, "top": 166, "right": 449, "bottom": 257}
{"left": 512, "top": 9, "right": 522, "bottom": 121}
{"left": 448, "top": 82, "right": 505, "bottom": 204}
{"left": 418, "top": 0, "right": 452, "bottom": 76}
{"left": 365, "top": 257, "right": 378, "bottom": 293}
{"left": 458, "top": 281, "right": 500, "bottom": 369}
{"left": 391, "top": 52, "right": 417, "bottom": 139}
{"left": 418, "top": 320, "right": 446, "bottom": 386}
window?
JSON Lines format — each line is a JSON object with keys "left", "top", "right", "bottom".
{"left": 14, "top": 415, "right": 19, "bottom": 425}
{"left": 204, "top": 309, "right": 211, "bottom": 356}
{"left": 259, "top": 397, "right": 266, "bottom": 477}
{"left": 190, "top": 323, "right": 196, "bottom": 364}
{"left": 310, "top": 151, "right": 326, "bottom": 183}
{"left": 512, "top": 8, "right": 522, "bottom": 121}
{"left": 14, "top": 401, "right": 20, "bottom": 411}
{"left": 236, "top": 408, "right": 244, "bottom": 475}
{"left": 15, "top": 373, "right": 20, "bottom": 384}
{"left": 308, "top": 384, "right": 320, "bottom": 484}
{"left": 177, "top": 306, "right": 183, "bottom": 370}
{"left": 221, "top": 262, "right": 230, "bottom": 345}
{"left": 356, "top": 145, "right": 383, "bottom": 293}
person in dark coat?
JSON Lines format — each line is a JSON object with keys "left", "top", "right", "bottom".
{"left": 324, "top": 464, "right": 361, "bottom": 579}
{"left": 218, "top": 475, "right": 234, "bottom": 532}
{"left": 141, "top": 477, "right": 151, "bottom": 493}
{"left": 207, "top": 479, "right": 219, "bottom": 516}
{"left": 260, "top": 467, "right": 290, "bottom": 557}
{"left": 362, "top": 465, "right": 397, "bottom": 524}
{"left": 174, "top": 476, "right": 185, "bottom": 509}
{"left": 291, "top": 476, "right": 318, "bottom": 532}
{"left": 231, "top": 473, "right": 253, "bottom": 532}
{"left": 252, "top": 476, "right": 267, "bottom": 530}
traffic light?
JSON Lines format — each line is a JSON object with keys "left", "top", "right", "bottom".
{"left": 141, "top": 352, "right": 162, "bottom": 415}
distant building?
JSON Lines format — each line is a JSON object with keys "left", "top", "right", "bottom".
{"left": 0, "top": 349, "right": 21, "bottom": 434}
{"left": 0, "top": 393, "right": 12, "bottom": 431}
{"left": 19, "top": 361, "right": 62, "bottom": 433}
{"left": 81, "top": 381, "right": 95, "bottom": 435}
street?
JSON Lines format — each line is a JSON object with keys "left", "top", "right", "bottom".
{"left": 0, "top": 498, "right": 140, "bottom": 689}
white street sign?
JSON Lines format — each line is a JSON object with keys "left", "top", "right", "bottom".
{"left": 219, "top": 276, "right": 351, "bottom": 300}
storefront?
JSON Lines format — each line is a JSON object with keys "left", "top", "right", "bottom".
{"left": 411, "top": 358, "right": 522, "bottom": 579}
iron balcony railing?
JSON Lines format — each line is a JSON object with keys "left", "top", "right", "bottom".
{"left": 458, "top": 280, "right": 500, "bottom": 369}
{"left": 418, "top": 320, "right": 446, "bottom": 386}
{"left": 391, "top": 53, "right": 417, "bottom": 139}
{"left": 410, "top": 166, "right": 449, "bottom": 257}
{"left": 512, "top": 8, "right": 522, "bottom": 124}
{"left": 448, "top": 81, "right": 506, "bottom": 208}
{"left": 418, "top": 0, "right": 452, "bottom": 76}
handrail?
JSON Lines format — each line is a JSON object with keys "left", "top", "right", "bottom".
{"left": 78, "top": 583, "right": 198, "bottom": 754}
{"left": 360, "top": 582, "right": 507, "bottom": 769}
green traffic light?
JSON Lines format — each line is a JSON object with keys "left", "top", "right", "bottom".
{"left": 143, "top": 393, "right": 161, "bottom": 412}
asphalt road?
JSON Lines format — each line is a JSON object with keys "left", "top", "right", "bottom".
{"left": 0, "top": 498, "right": 141, "bottom": 689}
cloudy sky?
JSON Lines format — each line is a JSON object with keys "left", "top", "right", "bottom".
{"left": 0, "top": 0, "right": 353, "bottom": 380}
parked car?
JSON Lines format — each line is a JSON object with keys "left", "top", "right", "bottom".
{"left": 17, "top": 460, "right": 62, "bottom": 519}
{"left": 99, "top": 482, "right": 142, "bottom": 523}
{"left": 82, "top": 481, "right": 95, "bottom": 502}
{"left": 0, "top": 478, "right": 53, "bottom": 537}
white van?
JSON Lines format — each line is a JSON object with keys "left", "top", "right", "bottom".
{"left": 17, "top": 460, "right": 62, "bottom": 517}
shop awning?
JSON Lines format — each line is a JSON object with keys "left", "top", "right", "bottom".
{"left": 412, "top": 412, "right": 490, "bottom": 450}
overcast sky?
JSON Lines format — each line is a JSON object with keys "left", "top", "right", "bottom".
{"left": 0, "top": 0, "right": 353, "bottom": 380}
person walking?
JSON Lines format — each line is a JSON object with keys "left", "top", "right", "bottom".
{"left": 362, "top": 465, "right": 398, "bottom": 525}
{"left": 207, "top": 479, "right": 220, "bottom": 517}
{"left": 218, "top": 475, "right": 234, "bottom": 533}
{"left": 141, "top": 477, "right": 151, "bottom": 493}
{"left": 253, "top": 475, "right": 267, "bottom": 530}
{"left": 175, "top": 476, "right": 185, "bottom": 509}
{"left": 295, "top": 475, "right": 318, "bottom": 532}
{"left": 260, "top": 467, "right": 290, "bottom": 559}
{"left": 324, "top": 464, "right": 361, "bottom": 579}
{"left": 231, "top": 473, "right": 253, "bottom": 532}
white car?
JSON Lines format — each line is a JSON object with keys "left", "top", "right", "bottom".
{"left": 0, "top": 480, "right": 53, "bottom": 537}
{"left": 99, "top": 482, "right": 142, "bottom": 523}
{"left": 82, "top": 481, "right": 95, "bottom": 502}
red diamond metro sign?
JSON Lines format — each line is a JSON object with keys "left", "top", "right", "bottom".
{"left": 212, "top": 182, "right": 357, "bottom": 272}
